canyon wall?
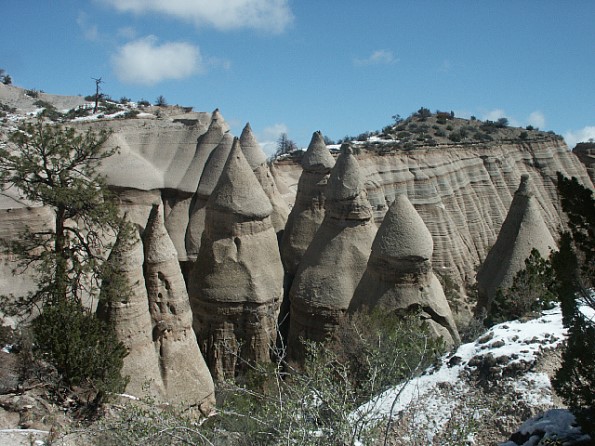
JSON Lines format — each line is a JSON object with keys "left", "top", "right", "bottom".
{"left": 274, "top": 137, "right": 592, "bottom": 288}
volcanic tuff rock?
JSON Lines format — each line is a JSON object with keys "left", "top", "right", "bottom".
{"left": 288, "top": 145, "right": 377, "bottom": 359}
{"left": 188, "top": 139, "right": 283, "bottom": 380}
{"left": 143, "top": 204, "right": 215, "bottom": 409}
{"left": 476, "top": 175, "right": 557, "bottom": 314}
{"left": 350, "top": 194, "right": 460, "bottom": 346}
{"left": 97, "top": 228, "right": 165, "bottom": 400}
{"left": 186, "top": 132, "right": 234, "bottom": 260}
{"left": 280, "top": 131, "right": 336, "bottom": 278}
{"left": 573, "top": 142, "right": 595, "bottom": 183}
{"left": 240, "top": 123, "right": 290, "bottom": 233}
{"left": 272, "top": 137, "right": 593, "bottom": 288}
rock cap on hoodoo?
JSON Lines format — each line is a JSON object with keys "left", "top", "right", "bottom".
{"left": 326, "top": 144, "right": 372, "bottom": 220}
{"left": 208, "top": 138, "right": 273, "bottom": 218}
{"left": 197, "top": 132, "right": 234, "bottom": 197}
{"left": 373, "top": 194, "right": 434, "bottom": 260}
{"left": 302, "top": 131, "right": 335, "bottom": 173}
{"left": 239, "top": 123, "right": 267, "bottom": 169}
{"left": 144, "top": 204, "right": 178, "bottom": 265}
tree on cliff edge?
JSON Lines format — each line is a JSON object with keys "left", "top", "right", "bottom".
{"left": 551, "top": 173, "right": 595, "bottom": 436}
{"left": 0, "top": 119, "right": 129, "bottom": 400}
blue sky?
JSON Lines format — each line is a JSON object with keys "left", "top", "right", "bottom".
{"left": 2, "top": 0, "right": 594, "bottom": 153}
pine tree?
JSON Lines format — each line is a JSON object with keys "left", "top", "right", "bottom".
{"left": 0, "top": 119, "right": 130, "bottom": 398}
{"left": 551, "top": 173, "right": 595, "bottom": 436}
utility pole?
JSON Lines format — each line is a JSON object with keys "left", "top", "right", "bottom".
{"left": 91, "top": 77, "right": 103, "bottom": 114}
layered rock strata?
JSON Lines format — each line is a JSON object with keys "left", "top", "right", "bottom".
{"left": 189, "top": 139, "right": 283, "bottom": 380}
{"left": 476, "top": 175, "right": 557, "bottom": 314}
{"left": 288, "top": 145, "right": 377, "bottom": 360}
{"left": 143, "top": 204, "right": 215, "bottom": 409}
{"left": 240, "top": 123, "right": 290, "bottom": 234}
{"left": 272, "top": 137, "right": 592, "bottom": 288}
{"left": 350, "top": 194, "right": 460, "bottom": 346}
{"left": 573, "top": 142, "right": 595, "bottom": 183}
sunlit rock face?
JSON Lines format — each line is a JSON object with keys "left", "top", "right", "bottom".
{"left": 188, "top": 139, "right": 283, "bottom": 380}
{"left": 272, "top": 137, "right": 593, "bottom": 290}
{"left": 287, "top": 145, "right": 377, "bottom": 360}
{"left": 169, "top": 109, "right": 227, "bottom": 261}
{"left": 476, "top": 175, "right": 557, "bottom": 314}
{"left": 280, "top": 131, "right": 335, "bottom": 278}
{"left": 350, "top": 194, "right": 460, "bottom": 347}
{"left": 143, "top": 204, "right": 215, "bottom": 409}
{"left": 97, "top": 206, "right": 215, "bottom": 410}
{"left": 240, "top": 123, "right": 290, "bottom": 234}
{"left": 185, "top": 132, "right": 234, "bottom": 260}
{"left": 97, "top": 228, "right": 165, "bottom": 401}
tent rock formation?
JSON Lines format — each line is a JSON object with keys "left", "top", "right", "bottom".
{"left": 288, "top": 144, "right": 377, "bottom": 360}
{"left": 189, "top": 139, "right": 283, "bottom": 380}
{"left": 476, "top": 174, "right": 557, "bottom": 314}
{"left": 350, "top": 194, "right": 460, "bottom": 346}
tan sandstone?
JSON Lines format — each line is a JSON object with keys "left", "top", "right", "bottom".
{"left": 476, "top": 174, "right": 557, "bottom": 314}
{"left": 188, "top": 139, "right": 283, "bottom": 380}
{"left": 143, "top": 204, "right": 215, "bottom": 409}
{"left": 350, "top": 194, "right": 460, "bottom": 346}
{"left": 288, "top": 144, "right": 377, "bottom": 360}
{"left": 240, "top": 123, "right": 290, "bottom": 233}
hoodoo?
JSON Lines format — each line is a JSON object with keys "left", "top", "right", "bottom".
{"left": 185, "top": 132, "right": 234, "bottom": 260}
{"left": 476, "top": 174, "right": 557, "bottom": 314}
{"left": 350, "top": 194, "right": 460, "bottom": 346}
{"left": 239, "top": 122, "right": 290, "bottom": 233}
{"left": 280, "top": 131, "right": 336, "bottom": 278}
{"left": 189, "top": 138, "right": 283, "bottom": 380}
{"left": 165, "top": 109, "right": 227, "bottom": 261}
{"left": 97, "top": 228, "right": 165, "bottom": 400}
{"left": 287, "top": 144, "right": 377, "bottom": 360}
{"left": 143, "top": 204, "right": 215, "bottom": 410}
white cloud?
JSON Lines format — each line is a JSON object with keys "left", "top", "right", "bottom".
{"left": 527, "top": 111, "right": 545, "bottom": 129}
{"left": 117, "top": 26, "right": 137, "bottom": 39}
{"left": 258, "top": 123, "right": 288, "bottom": 156}
{"left": 112, "top": 36, "right": 202, "bottom": 85}
{"left": 77, "top": 12, "right": 100, "bottom": 41}
{"left": 480, "top": 109, "right": 520, "bottom": 127}
{"left": 564, "top": 126, "right": 595, "bottom": 149}
{"left": 354, "top": 49, "right": 398, "bottom": 67}
{"left": 100, "top": 0, "right": 293, "bottom": 33}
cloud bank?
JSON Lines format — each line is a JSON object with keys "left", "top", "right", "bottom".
{"left": 354, "top": 49, "right": 397, "bottom": 67}
{"left": 112, "top": 36, "right": 201, "bottom": 85}
{"left": 100, "top": 0, "right": 293, "bottom": 33}
{"left": 564, "top": 126, "right": 595, "bottom": 149}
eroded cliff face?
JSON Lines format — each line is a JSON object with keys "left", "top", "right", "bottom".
{"left": 273, "top": 137, "right": 592, "bottom": 288}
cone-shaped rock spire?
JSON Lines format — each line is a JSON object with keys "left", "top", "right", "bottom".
{"left": 301, "top": 130, "right": 335, "bottom": 173}
{"left": 144, "top": 204, "right": 215, "bottom": 410}
{"left": 350, "top": 194, "right": 460, "bottom": 346}
{"left": 168, "top": 109, "right": 227, "bottom": 261}
{"left": 239, "top": 122, "right": 267, "bottom": 169}
{"left": 189, "top": 140, "right": 283, "bottom": 380}
{"left": 476, "top": 175, "right": 556, "bottom": 313}
{"left": 239, "top": 123, "right": 290, "bottom": 232}
{"left": 185, "top": 132, "right": 234, "bottom": 260}
{"left": 209, "top": 138, "right": 273, "bottom": 218}
{"left": 97, "top": 227, "right": 165, "bottom": 400}
{"left": 287, "top": 144, "right": 376, "bottom": 360}
{"left": 281, "top": 132, "right": 336, "bottom": 275}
